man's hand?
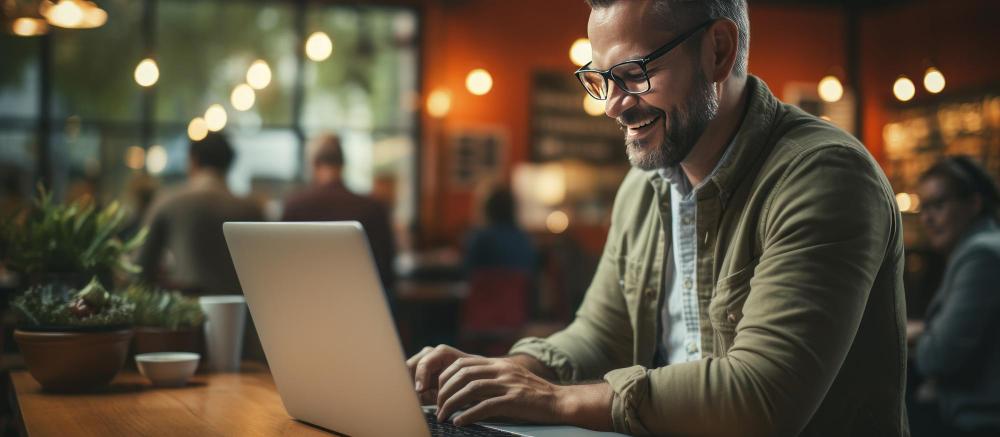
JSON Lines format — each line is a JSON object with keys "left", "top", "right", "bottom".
{"left": 435, "top": 356, "right": 563, "bottom": 426}
{"left": 435, "top": 356, "right": 613, "bottom": 430}
{"left": 406, "top": 345, "right": 481, "bottom": 405}
{"left": 407, "top": 345, "right": 613, "bottom": 430}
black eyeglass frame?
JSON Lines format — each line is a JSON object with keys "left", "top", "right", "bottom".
{"left": 575, "top": 19, "right": 717, "bottom": 100}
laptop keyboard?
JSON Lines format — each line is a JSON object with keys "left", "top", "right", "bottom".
{"left": 424, "top": 412, "right": 518, "bottom": 436}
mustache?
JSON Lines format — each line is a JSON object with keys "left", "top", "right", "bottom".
{"left": 617, "top": 106, "right": 665, "bottom": 130}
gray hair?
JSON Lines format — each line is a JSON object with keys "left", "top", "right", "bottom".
{"left": 586, "top": 0, "right": 750, "bottom": 77}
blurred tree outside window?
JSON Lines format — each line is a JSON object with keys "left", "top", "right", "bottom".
{"left": 0, "top": 0, "right": 420, "bottom": 228}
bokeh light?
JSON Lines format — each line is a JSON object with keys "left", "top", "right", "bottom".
{"left": 134, "top": 58, "right": 159, "bottom": 87}
{"left": 893, "top": 76, "right": 916, "bottom": 102}
{"left": 247, "top": 60, "right": 272, "bottom": 90}
{"left": 230, "top": 84, "right": 255, "bottom": 111}
{"left": 465, "top": 69, "right": 493, "bottom": 96}
{"left": 569, "top": 38, "right": 592, "bottom": 67}
{"left": 817, "top": 75, "right": 843, "bottom": 103}
{"left": 204, "top": 104, "right": 227, "bottom": 132}
{"left": 305, "top": 31, "right": 333, "bottom": 62}
{"left": 427, "top": 89, "right": 452, "bottom": 118}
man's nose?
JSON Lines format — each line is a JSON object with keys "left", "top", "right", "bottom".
{"left": 604, "top": 83, "right": 639, "bottom": 120}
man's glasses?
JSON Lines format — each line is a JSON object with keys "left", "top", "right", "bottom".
{"left": 575, "top": 19, "right": 715, "bottom": 100}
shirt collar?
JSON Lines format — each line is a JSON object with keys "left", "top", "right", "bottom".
{"left": 658, "top": 138, "right": 736, "bottom": 198}
{"left": 647, "top": 75, "right": 781, "bottom": 201}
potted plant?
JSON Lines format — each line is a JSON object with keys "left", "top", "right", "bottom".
{"left": 12, "top": 278, "right": 135, "bottom": 392}
{"left": 0, "top": 187, "right": 147, "bottom": 289}
{"left": 125, "top": 285, "right": 205, "bottom": 365}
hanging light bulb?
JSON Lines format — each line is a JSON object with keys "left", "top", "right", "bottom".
{"left": 246, "top": 60, "right": 272, "bottom": 90}
{"left": 230, "top": 84, "right": 256, "bottom": 111}
{"left": 40, "top": 0, "right": 106, "bottom": 29}
{"left": 188, "top": 117, "right": 208, "bottom": 141}
{"left": 817, "top": 75, "right": 844, "bottom": 103}
{"left": 305, "top": 31, "right": 333, "bottom": 62}
{"left": 569, "top": 38, "right": 591, "bottom": 67}
{"left": 204, "top": 104, "right": 227, "bottom": 132}
{"left": 134, "top": 58, "right": 159, "bottom": 87}
{"left": 893, "top": 76, "right": 916, "bottom": 102}
{"left": 923, "top": 67, "right": 946, "bottom": 94}
{"left": 465, "top": 69, "right": 493, "bottom": 96}
{"left": 426, "top": 88, "right": 452, "bottom": 118}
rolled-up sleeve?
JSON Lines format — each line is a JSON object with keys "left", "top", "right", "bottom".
{"left": 602, "top": 146, "right": 897, "bottom": 436}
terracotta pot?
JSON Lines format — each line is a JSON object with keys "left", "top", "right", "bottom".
{"left": 130, "top": 326, "right": 206, "bottom": 371}
{"left": 14, "top": 328, "right": 133, "bottom": 392}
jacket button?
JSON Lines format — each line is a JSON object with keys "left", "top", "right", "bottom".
{"left": 727, "top": 312, "right": 737, "bottom": 323}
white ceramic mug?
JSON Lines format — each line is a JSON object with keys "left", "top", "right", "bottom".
{"left": 199, "top": 295, "right": 247, "bottom": 372}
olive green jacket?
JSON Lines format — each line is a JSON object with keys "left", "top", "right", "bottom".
{"left": 509, "top": 76, "right": 908, "bottom": 436}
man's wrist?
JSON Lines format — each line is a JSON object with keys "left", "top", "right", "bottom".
{"left": 504, "top": 353, "right": 558, "bottom": 381}
{"left": 555, "top": 383, "right": 614, "bottom": 431}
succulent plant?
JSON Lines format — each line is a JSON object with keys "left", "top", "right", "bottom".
{"left": 125, "top": 284, "right": 205, "bottom": 330}
{"left": 11, "top": 278, "right": 135, "bottom": 329}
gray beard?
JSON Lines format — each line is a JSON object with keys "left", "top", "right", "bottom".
{"left": 625, "top": 70, "right": 719, "bottom": 171}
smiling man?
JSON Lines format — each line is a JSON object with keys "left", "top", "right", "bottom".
{"left": 407, "top": 1, "right": 909, "bottom": 435}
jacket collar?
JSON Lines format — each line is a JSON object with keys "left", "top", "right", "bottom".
{"left": 646, "top": 75, "right": 781, "bottom": 202}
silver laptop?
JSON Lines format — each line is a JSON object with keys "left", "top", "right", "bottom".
{"left": 224, "top": 222, "right": 625, "bottom": 437}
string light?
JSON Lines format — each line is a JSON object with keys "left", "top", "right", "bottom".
{"left": 893, "top": 76, "right": 916, "bottom": 102}
{"left": 465, "top": 69, "right": 493, "bottom": 96}
{"left": 188, "top": 117, "right": 208, "bottom": 141}
{"left": 817, "top": 75, "right": 844, "bottom": 103}
{"left": 246, "top": 60, "right": 272, "bottom": 90}
{"left": 230, "top": 84, "right": 255, "bottom": 111}
{"left": 134, "top": 58, "right": 159, "bottom": 87}
{"left": 923, "top": 67, "right": 946, "bottom": 94}
{"left": 204, "top": 104, "right": 227, "bottom": 132}
{"left": 146, "top": 145, "right": 168, "bottom": 174}
{"left": 426, "top": 89, "right": 452, "bottom": 118}
{"left": 569, "top": 38, "right": 591, "bottom": 67}
{"left": 305, "top": 32, "right": 333, "bottom": 62}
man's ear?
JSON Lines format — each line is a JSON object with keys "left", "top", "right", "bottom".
{"left": 704, "top": 18, "right": 739, "bottom": 83}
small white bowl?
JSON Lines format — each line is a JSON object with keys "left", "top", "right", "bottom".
{"left": 135, "top": 352, "right": 200, "bottom": 387}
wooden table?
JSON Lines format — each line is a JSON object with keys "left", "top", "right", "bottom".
{"left": 9, "top": 365, "right": 334, "bottom": 436}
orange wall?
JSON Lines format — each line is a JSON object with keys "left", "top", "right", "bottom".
{"left": 418, "top": 0, "right": 850, "bottom": 245}
{"left": 417, "top": 0, "right": 1000, "bottom": 245}
{"left": 860, "top": 0, "right": 1000, "bottom": 162}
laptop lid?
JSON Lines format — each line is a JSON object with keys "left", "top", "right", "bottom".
{"left": 224, "top": 221, "right": 428, "bottom": 437}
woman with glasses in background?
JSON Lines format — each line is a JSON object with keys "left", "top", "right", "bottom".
{"left": 909, "top": 155, "right": 1000, "bottom": 437}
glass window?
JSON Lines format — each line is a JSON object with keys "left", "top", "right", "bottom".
{"left": 156, "top": 1, "right": 296, "bottom": 126}
{"left": 0, "top": 35, "right": 40, "bottom": 119}
{"left": 49, "top": 0, "right": 143, "bottom": 122}
{"left": 302, "top": 6, "right": 419, "bottom": 225}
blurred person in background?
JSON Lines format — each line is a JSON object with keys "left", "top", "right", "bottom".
{"left": 909, "top": 155, "right": 1000, "bottom": 436}
{"left": 464, "top": 187, "right": 537, "bottom": 274}
{"left": 136, "top": 132, "right": 265, "bottom": 361}
{"left": 459, "top": 187, "right": 538, "bottom": 355}
{"left": 282, "top": 134, "right": 396, "bottom": 306}
{"left": 137, "top": 132, "right": 263, "bottom": 294}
